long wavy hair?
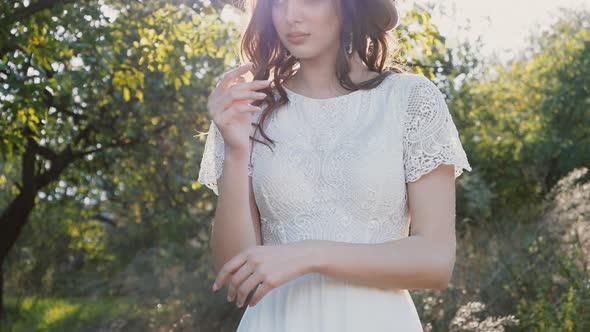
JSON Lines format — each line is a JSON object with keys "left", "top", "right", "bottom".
{"left": 238, "top": 0, "right": 408, "bottom": 155}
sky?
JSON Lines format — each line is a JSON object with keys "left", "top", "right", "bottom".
{"left": 222, "top": 0, "right": 589, "bottom": 65}
{"left": 401, "top": 0, "right": 589, "bottom": 64}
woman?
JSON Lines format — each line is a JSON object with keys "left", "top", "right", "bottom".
{"left": 197, "top": 0, "right": 472, "bottom": 330}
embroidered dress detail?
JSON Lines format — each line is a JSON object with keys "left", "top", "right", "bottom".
{"left": 402, "top": 76, "right": 472, "bottom": 182}
{"left": 196, "top": 73, "right": 472, "bottom": 331}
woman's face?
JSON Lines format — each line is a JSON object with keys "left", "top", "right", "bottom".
{"left": 271, "top": 0, "right": 342, "bottom": 60}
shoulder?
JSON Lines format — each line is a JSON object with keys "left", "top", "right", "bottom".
{"left": 381, "top": 72, "right": 434, "bottom": 109}
{"left": 393, "top": 73, "right": 446, "bottom": 109}
{"left": 395, "top": 72, "right": 436, "bottom": 92}
{"left": 381, "top": 72, "right": 436, "bottom": 100}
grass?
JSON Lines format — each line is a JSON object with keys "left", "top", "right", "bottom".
{"left": 1, "top": 294, "right": 173, "bottom": 332}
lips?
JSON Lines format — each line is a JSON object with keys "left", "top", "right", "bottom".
{"left": 287, "top": 32, "right": 309, "bottom": 38}
{"left": 287, "top": 33, "right": 309, "bottom": 44}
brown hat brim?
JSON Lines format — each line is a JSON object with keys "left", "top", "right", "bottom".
{"left": 221, "top": 0, "right": 399, "bottom": 31}
{"left": 367, "top": 0, "right": 400, "bottom": 31}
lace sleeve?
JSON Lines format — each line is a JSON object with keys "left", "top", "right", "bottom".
{"left": 402, "top": 75, "right": 472, "bottom": 183}
{"left": 196, "top": 120, "right": 254, "bottom": 196}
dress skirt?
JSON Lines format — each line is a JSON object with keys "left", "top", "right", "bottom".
{"left": 237, "top": 272, "right": 424, "bottom": 332}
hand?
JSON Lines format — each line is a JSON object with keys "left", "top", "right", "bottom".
{"left": 206, "top": 62, "right": 272, "bottom": 153}
{"left": 211, "top": 241, "right": 315, "bottom": 308}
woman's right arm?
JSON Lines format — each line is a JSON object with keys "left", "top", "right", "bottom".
{"left": 211, "top": 147, "right": 262, "bottom": 274}
{"left": 198, "top": 62, "right": 271, "bottom": 274}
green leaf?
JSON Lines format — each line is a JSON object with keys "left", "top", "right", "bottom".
{"left": 123, "top": 87, "right": 130, "bottom": 102}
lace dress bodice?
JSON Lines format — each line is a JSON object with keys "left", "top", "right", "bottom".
{"left": 197, "top": 72, "right": 472, "bottom": 246}
{"left": 196, "top": 72, "right": 472, "bottom": 331}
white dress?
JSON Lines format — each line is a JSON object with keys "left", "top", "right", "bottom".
{"left": 197, "top": 72, "right": 472, "bottom": 331}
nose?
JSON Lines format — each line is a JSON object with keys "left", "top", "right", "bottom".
{"left": 284, "top": 0, "right": 302, "bottom": 25}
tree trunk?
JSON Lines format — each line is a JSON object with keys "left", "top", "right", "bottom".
{"left": 0, "top": 137, "right": 75, "bottom": 316}
{"left": 0, "top": 266, "right": 4, "bottom": 319}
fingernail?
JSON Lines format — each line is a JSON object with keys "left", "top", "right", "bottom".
{"left": 227, "top": 295, "right": 232, "bottom": 302}
{"left": 212, "top": 283, "right": 217, "bottom": 291}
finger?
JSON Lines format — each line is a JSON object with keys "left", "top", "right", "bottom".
{"left": 213, "top": 253, "right": 247, "bottom": 291}
{"left": 220, "top": 88, "right": 267, "bottom": 111}
{"left": 232, "top": 79, "right": 273, "bottom": 93}
{"left": 218, "top": 63, "right": 255, "bottom": 90}
{"left": 223, "top": 104, "right": 263, "bottom": 119}
{"left": 214, "top": 104, "right": 261, "bottom": 128}
{"left": 236, "top": 273, "right": 264, "bottom": 308}
{"left": 248, "top": 282, "right": 273, "bottom": 307}
{"left": 227, "top": 264, "right": 256, "bottom": 303}
{"left": 219, "top": 80, "right": 270, "bottom": 111}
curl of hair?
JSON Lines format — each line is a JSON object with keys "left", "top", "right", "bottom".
{"left": 238, "top": 0, "right": 409, "bottom": 152}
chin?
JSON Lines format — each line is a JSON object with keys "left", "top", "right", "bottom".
{"left": 290, "top": 51, "right": 317, "bottom": 61}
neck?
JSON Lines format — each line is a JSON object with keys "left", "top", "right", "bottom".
{"left": 286, "top": 49, "right": 376, "bottom": 98}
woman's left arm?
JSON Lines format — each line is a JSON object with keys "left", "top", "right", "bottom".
{"left": 308, "top": 163, "right": 457, "bottom": 291}
{"left": 212, "top": 163, "right": 457, "bottom": 307}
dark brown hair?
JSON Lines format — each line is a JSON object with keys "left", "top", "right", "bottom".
{"left": 239, "top": 0, "right": 408, "bottom": 153}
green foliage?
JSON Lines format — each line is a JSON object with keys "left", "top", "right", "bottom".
{"left": 1, "top": 295, "right": 158, "bottom": 332}
{"left": 452, "top": 8, "right": 590, "bottom": 214}
{"left": 1, "top": 0, "right": 241, "bottom": 324}
{"left": 2, "top": 1, "right": 589, "bottom": 331}
{"left": 0, "top": 0, "right": 238, "bottom": 251}
{"left": 508, "top": 167, "right": 590, "bottom": 331}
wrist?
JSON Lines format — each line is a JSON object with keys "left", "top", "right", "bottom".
{"left": 224, "top": 146, "right": 250, "bottom": 163}
{"left": 302, "top": 240, "right": 328, "bottom": 274}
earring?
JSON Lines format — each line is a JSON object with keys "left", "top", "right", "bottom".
{"left": 347, "top": 31, "right": 353, "bottom": 56}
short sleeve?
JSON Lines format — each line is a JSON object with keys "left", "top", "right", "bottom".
{"left": 402, "top": 75, "right": 472, "bottom": 183}
{"left": 196, "top": 120, "right": 254, "bottom": 196}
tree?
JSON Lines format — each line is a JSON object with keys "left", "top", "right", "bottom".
{"left": 0, "top": 0, "right": 461, "bottom": 322}
{"left": 0, "top": 0, "right": 239, "bottom": 316}
{"left": 451, "top": 7, "right": 590, "bottom": 214}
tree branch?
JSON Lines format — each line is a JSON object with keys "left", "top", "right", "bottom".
{"left": 0, "top": 0, "right": 77, "bottom": 58}
{"left": 9, "top": 0, "right": 77, "bottom": 24}
{"left": 71, "top": 122, "right": 172, "bottom": 158}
